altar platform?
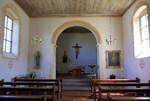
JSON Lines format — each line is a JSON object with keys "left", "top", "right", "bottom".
{"left": 56, "top": 73, "right": 88, "bottom": 79}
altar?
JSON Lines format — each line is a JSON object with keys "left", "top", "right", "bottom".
{"left": 68, "top": 65, "right": 84, "bottom": 78}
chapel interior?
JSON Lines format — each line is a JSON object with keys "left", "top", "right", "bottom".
{"left": 0, "top": 0, "right": 150, "bottom": 101}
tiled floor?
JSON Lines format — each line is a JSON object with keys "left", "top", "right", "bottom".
{"left": 62, "top": 91, "right": 93, "bottom": 101}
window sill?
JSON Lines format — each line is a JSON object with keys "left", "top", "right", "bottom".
{"left": 135, "top": 50, "right": 150, "bottom": 59}
{"left": 2, "top": 52, "right": 18, "bottom": 60}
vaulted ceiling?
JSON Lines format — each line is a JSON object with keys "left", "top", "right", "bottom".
{"left": 14, "top": 0, "right": 136, "bottom": 17}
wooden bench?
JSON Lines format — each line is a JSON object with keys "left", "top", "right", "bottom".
{"left": 0, "top": 81, "right": 59, "bottom": 101}
{"left": 107, "top": 93, "right": 150, "bottom": 101}
{"left": 0, "top": 81, "right": 58, "bottom": 87}
{"left": 90, "top": 78, "right": 140, "bottom": 99}
{"left": 12, "top": 78, "right": 62, "bottom": 101}
{"left": 0, "top": 79, "right": 4, "bottom": 86}
{"left": 0, "top": 86, "right": 55, "bottom": 101}
{"left": 97, "top": 82, "right": 150, "bottom": 87}
{"left": 0, "top": 95, "right": 44, "bottom": 101}
{"left": 98, "top": 87, "right": 150, "bottom": 101}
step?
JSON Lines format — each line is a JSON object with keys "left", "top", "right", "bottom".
{"left": 62, "top": 78, "right": 91, "bottom": 91}
{"left": 63, "top": 84, "right": 90, "bottom": 87}
{"left": 63, "top": 81, "right": 90, "bottom": 84}
{"left": 63, "top": 86, "right": 91, "bottom": 91}
{"left": 63, "top": 78, "right": 89, "bottom": 82}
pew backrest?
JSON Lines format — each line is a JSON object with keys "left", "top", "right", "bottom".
{"left": 0, "top": 81, "right": 57, "bottom": 87}
{"left": 12, "top": 78, "right": 62, "bottom": 92}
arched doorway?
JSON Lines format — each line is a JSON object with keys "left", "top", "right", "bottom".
{"left": 56, "top": 26, "right": 97, "bottom": 79}
{"left": 50, "top": 20, "right": 103, "bottom": 79}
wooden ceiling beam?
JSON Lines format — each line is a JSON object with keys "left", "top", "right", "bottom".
{"left": 13, "top": 0, "right": 135, "bottom": 17}
{"left": 122, "top": 0, "right": 137, "bottom": 16}
{"left": 13, "top": 0, "right": 30, "bottom": 17}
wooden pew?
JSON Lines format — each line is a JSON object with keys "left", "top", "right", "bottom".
{"left": 90, "top": 78, "right": 140, "bottom": 99}
{"left": 98, "top": 87, "right": 150, "bottom": 101}
{"left": 12, "top": 78, "right": 62, "bottom": 101}
{"left": 0, "top": 81, "right": 57, "bottom": 87}
{"left": 0, "top": 95, "right": 44, "bottom": 101}
{"left": 0, "top": 79, "right": 4, "bottom": 86}
{"left": 107, "top": 92, "right": 150, "bottom": 101}
{"left": 97, "top": 82, "right": 150, "bottom": 87}
{"left": 0, "top": 81, "right": 59, "bottom": 101}
{"left": 0, "top": 86, "right": 55, "bottom": 101}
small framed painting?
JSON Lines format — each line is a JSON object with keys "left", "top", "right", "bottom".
{"left": 106, "top": 50, "right": 122, "bottom": 68}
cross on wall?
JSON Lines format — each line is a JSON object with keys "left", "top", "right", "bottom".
{"left": 72, "top": 43, "right": 82, "bottom": 60}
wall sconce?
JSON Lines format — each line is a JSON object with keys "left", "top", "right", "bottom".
{"left": 105, "top": 35, "right": 116, "bottom": 46}
{"left": 105, "top": 35, "right": 112, "bottom": 45}
{"left": 32, "top": 33, "right": 42, "bottom": 44}
{"left": 105, "top": 17, "right": 117, "bottom": 46}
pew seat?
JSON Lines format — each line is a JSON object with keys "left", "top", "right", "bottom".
{"left": 98, "top": 87, "right": 150, "bottom": 101}
{"left": 0, "top": 95, "right": 44, "bottom": 101}
{"left": 0, "top": 86, "right": 55, "bottom": 101}
{"left": 107, "top": 92, "right": 150, "bottom": 101}
{"left": 108, "top": 97, "right": 150, "bottom": 101}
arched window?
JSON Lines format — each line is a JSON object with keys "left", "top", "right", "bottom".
{"left": 133, "top": 4, "right": 150, "bottom": 58}
{"left": 2, "top": 4, "right": 20, "bottom": 59}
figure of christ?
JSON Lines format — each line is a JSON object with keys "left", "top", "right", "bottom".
{"left": 72, "top": 43, "right": 82, "bottom": 59}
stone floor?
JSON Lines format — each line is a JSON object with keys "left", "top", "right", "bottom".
{"left": 57, "top": 74, "right": 94, "bottom": 101}
{"left": 62, "top": 91, "right": 93, "bottom": 101}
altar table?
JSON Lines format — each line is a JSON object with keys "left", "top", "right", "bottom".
{"left": 68, "top": 65, "right": 84, "bottom": 78}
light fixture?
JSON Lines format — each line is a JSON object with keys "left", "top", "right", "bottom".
{"left": 105, "top": 35, "right": 112, "bottom": 45}
{"left": 105, "top": 17, "right": 116, "bottom": 46}
{"left": 32, "top": 33, "right": 42, "bottom": 44}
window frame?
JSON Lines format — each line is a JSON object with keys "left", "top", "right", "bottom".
{"left": 1, "top": 4, "right": 21, "bottom": 60}
{"left": 133, "top": 4, "right": 150, "bottom": 58}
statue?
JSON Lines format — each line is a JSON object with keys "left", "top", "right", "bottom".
{"left": 34, "top": 51, "right": 41, "bottom": 69}
{"left": 63, "top": 50, "right": 68, "bottom": 63}
{"left": 72, "top": 43, "right": 82, "bottom": 59}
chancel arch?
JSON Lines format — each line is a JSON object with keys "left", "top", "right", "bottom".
{"left": 50, "top": 20, "right": 103, "bottom": 79}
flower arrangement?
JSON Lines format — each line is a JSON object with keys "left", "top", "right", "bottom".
{"left": 88, "top": 64, "right": 96, "bottom": 68}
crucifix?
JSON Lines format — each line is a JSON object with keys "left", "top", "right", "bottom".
{"left": 72, "top": 43, "right": 82, "bottom": 59}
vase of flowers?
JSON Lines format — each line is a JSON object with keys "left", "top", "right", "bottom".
{"left": 88, "top": 64, "right": 96, "bottom": 73}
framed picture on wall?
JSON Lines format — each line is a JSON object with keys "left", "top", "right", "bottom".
{"left": 106, "top": 50, "right": 122, "bottom": 68}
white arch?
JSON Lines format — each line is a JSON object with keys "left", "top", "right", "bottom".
{"left": 50, "top": 20, "right": 103, "bottom": 79}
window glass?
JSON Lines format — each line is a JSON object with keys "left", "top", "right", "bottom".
{"left": 3, "top": 16, "right": 13, "bottom": 53}
{"left": 7, "top": 30, "right": 12, "bottom": 41}
{"left": 7, "top": 17, "right": 13, "bottom": 30}
{"left": 140, "top": 13, "right": 150, "bottom": 52}
{"left": 6, "top": 41, "right": 11, "bottom": 53}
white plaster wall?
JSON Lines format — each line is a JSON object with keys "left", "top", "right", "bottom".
{"left": 0, "top": 0, "right": 30, "bottom": 81}
{"left": 28, "top": 17, "right": 124, "bottom": 79}
{"left": 123, "top": 0, "right": 150, "bottom": 82}
{"left": 56, "top": 33, "right": 97, "bottom": 74}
